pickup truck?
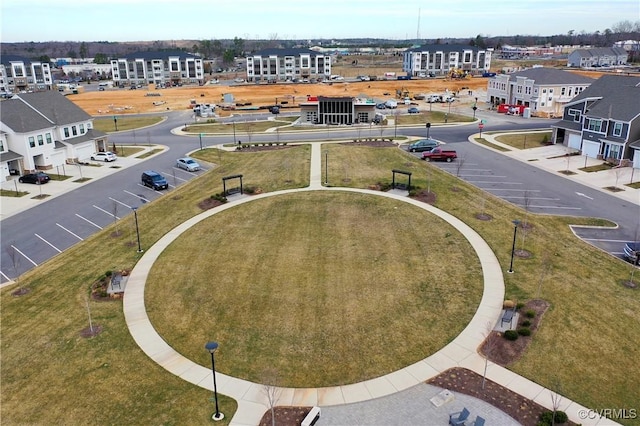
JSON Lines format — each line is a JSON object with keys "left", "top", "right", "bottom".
{"left": 422, "top": 147, "right": 457, "bottom": 162}
{"left": 623, "top": 242, "right": 640, "bottom": 265}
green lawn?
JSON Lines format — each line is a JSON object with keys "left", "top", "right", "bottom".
{"left": 92, "top": 116, "right": 164, "bottom": 133}
{"left": 2, "top": 142, "right": 639, "bottom": 425}
{"left": 495, "top": 131, "right": 553, "bottom": 149}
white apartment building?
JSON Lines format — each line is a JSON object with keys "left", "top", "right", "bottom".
{"left": 486, "top": 68, "right": 594, "bottom": 117}
{"left": 0, "top": 55, "right": 53, "bottom": 96}
{"left": 246, "top": 48, "right": 331, "bottom": 82}
{"left": 110, "top": 50, "right": 204, "bottom": 87}
{"left": 403, "top": 44, "right": 493, "bottom": 77}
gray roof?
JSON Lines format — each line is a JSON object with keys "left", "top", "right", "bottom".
{"left": 552, "top": 120, "right": 582, "bottom": 132}
{"left": 118, "top": 50, "right": 198, "bottom": 60}
{"left": 406, "top": 44, "right": 481, "bottom": 53}
{"left": 506, "top": 67, "right": 594, "bottom": 85}
{"left": 0, "top": 55, "right": 42, "bottom": 66}
{"left": 251, "top": 48, "right": 324, "bottom": 56}
{"left": 63, "top": 129, "right": 102, "bottom": 146}
{"left": 1, "top": 91, "right": 92, "bottom": 132}
{"left": 0, "top": 150, "right": 23, "bottom": 162}
{"left": 568, "top": 75, "right": 640, "bottom": 122}
{"left": 570, "top": 47, "right": 628, "bottom": 58}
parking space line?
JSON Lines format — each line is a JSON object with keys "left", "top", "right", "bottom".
{"left": 524, "top": 205, "right": 581, "bottom": 210}
{"left": 109, "top": 197, "right": 132, "bottom": 209}
{"left": 123, "top": 190, "right": 151, "bottom": 203}
{"left": 94, "top": 204, "right": 121, "bottom": 220}
{"left": 168, "top": 170, "right": 190, "bottom": 181}
{"left": 137, "top": 184, "right": 167, "bottom": 194}
{"left": 34, "top": 233, "right": 62, "bottom": 253}
{"left": 459, "top": 174, "right": 507, "bottom": 178}
{"left": 56, "top": 223, "right": 84, "bottom": 241}
{"left": 10, "top": 244, "right": 38, "bottom": 266}
{"left": 76, "top": 214, "right": 103, "bottom": 229}
{"left": 500, "top": 196, "right": 560, "bottom": 200}
{"left": 486, "top": 189, "right": 541, "bottom": 192}
{"left": 468, "top": 181, "right": 523, "bottom": 185}
{"left": 581, "top": 238, "right": 634, "bottom": 243}
{"left": 0, "top": 270, "right": 10, "bottom": 281}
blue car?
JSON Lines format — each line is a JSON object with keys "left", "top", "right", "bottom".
{"left": 407, "top": 139, "right": 439, "bottom": 152}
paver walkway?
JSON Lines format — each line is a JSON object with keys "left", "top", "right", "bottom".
{"left": 123, "top": 141, "right": 614, "bottom": 426}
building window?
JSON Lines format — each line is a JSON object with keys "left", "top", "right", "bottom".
{"left": 561, "top": 87, "right": 566, "bottom": 95}
{"left": 46, "top": 133, "right": 52, "bottom": 144}
{"left": 64, "top": 128, "right": 70, "bottom": 137}
{"left": 29, "top": 136, "right": 35, "bottom": 148}
{"left": 37, "top": 135, "right": 44, "bottom": 146}
{"left": 80, "top": 124, "right": 85, "bottom": 133}
{"left": 612, "top": 122, "right": 623, "bottom": 137}
{"left": 568, "top": 109, "right": 581, "bottom": 122}
{"left": 72, "top": 126, "right": 78, "bottom": 136}
{"left": 586, "top": 118, "right": 604, "bottom": 132}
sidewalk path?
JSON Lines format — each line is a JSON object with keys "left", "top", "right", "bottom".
{"left": 123, "top": 142, "right": 614, "bottom": 426}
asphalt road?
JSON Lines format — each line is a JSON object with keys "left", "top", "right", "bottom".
{"left": 1, "top": 111, "right": 637, "bottom": 283}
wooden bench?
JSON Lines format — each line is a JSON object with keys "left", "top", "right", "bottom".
{"left": 301, "top": 406, "right": 321, "bottom": 426}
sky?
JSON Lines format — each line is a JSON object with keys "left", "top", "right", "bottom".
{"left": 1, "top": 0, "right": 638, "bottom": 43}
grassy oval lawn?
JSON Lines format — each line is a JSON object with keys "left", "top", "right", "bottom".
{"left": 145, "top": 191, "right": 483, "bottom": 387}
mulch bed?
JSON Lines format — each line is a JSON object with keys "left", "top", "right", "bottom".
{"left": 411, "top": 189, "right": 437, "bottom": 204}
{"left": 198, "top": 198, "right": 225, "bottom": 211}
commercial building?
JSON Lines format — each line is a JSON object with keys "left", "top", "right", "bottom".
{"left": 298, "top": 96, "right": 377, "bottom": 125}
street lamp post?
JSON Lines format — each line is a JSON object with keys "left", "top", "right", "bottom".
{"left": 425, "top": 122, "right": 431, "bottom": 139}
{"left": 132, "top": 207, "right": 143, "bottom": 253}
{"left": 199, "top": 133, "right": 203, "bottom": 150}
{"left": 113, "top": 116, "right": 118, "bottom": 131}
{"left": 324, "top": 150, "right": 328, "bottom": 185}
{"left": 205, "top": 341, "right": 224, "bottom": 421}
{"left": 507, "top": 219, "right": 521, "bottom": 273}
{"left": 232, "top": 120, "right": 237, "bottom": 145}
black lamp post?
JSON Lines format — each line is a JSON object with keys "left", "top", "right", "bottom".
{"left": 507, "top": 219, "right": 521, "bottom": 273}
{"left": 132, "top": 207, "right": 142, "bottom": 253}
{"left": 205, "top": 341, "right": 224, "bottom": 421}
{"left": 324, "top": 150, "right": 328, "bottom": 185}
{"left": 425, "top": 122, "right": 431, "bottom": 139}
{"left": 113, "top": 116, "right": 118, "bottom": 131}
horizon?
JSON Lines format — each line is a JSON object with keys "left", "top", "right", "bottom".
{"left": 1, "top": 0, "right": 638, "bottom": 44}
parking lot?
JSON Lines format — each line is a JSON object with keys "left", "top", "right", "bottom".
{"left": 0, "top": 146, "right": 209, "bottom": 283}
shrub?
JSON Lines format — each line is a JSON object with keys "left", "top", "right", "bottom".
{"left": 517, "top": 327, "right": 531, "bottom": 336}
{"left": 516, "top": 302, "right": 525, "bottom": 310}
{"left": 503, "top": 300, "right": 515, "bottom": 309}
{"left": 105, "top": 270, "right": 113, "bottom": 277}
{"left": 526, "top": 309, "right": 536, "bottom": 318}
{"left": 503, "top": 330, "right": 519, "bottom": 341}
{"left": 521, "top": 319, "right": 532, "bottom": 327}
{"left": 542, "top": 134, "right": 550, "bottom": 144}
{"left": 539, "top": 410, "right": 568, "bottom": 425}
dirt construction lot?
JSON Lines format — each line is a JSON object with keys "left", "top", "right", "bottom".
{"left": 69, "top": 77, "right": 490, "bottom": 117}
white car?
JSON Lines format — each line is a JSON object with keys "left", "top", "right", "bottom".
{"left": 176, "top": 157, "right": 201, "bottom": 172}
{"left": 91, "top": 151, "right": 117, "bottom": 162}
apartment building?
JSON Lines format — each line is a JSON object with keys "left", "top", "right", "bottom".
{"left": 486, "top": 68, "right": 594, "bottom": 117}
{"left": 0, "top": 55, "right": 53, "bottom": 96}
{"left": 402, "top": 44, "right": 492, "bottom": 77}
{"left": 110, "top": 50, "right": 204, "bottom": 87}
{"left": 246, "top": 48, "right": 331, "bottom": 82}
{"left": 567, "top": 47, "right": 628, "bottom": 68}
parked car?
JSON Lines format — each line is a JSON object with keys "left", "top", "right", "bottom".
{"left": 422, "top": 147, "right": 458, "bottom": 162}
{"left": 384, "top": 100, "right": 398, "bottom": 109}
{"left": 176, "top": 157, "right": 201, "bottom": 172}
{"left": 376, "top": 103, "right": 386, "bottom": 109}
{"left": 407, "top": 139, "right": 439, "bottom": 152}
{"left": 141, "top": 170, "right": 168, "bottom": 190}
{"left": 623, "top": 242, "right": 640, "bottom": 265}
{"left": 91, "top": 151, "right": 117, "bottom": 162}
{"left": 408, "top": 107, "right": 420, "bottom": 114}
{"left": 482, "top": 72, "right": 497, "bottom": 77}
{"left": 19, "top": 171, "right": 50, "bottom": 184}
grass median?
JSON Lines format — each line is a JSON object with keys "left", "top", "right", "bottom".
{"left": 2, "top": 142, "right": 638, "bottom": 424}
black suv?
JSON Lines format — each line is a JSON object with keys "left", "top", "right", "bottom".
{"left": 141, "top": 171, "right": 168, "bottom": 190}
{"left": 19, "top": 172, "right": 50, "bottom": 184}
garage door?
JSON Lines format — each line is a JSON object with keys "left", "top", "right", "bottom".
{"left": 583, "top": 140, "right": 600, "bottom": 158}
{"left": 568, "top": 133, "right": 582, "bottom": 150}
{"left": 633, "top": 149, "right": 640, "bottom": 169}
{"left": 75, "top": 144, "right": 94, "bottom": 161}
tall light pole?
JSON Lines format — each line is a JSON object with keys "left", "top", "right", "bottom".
{"left": 205, "top": 342, "right": 224, "bottom": 421}
{"left": 508, "top": 219, "right": 521, "bottom": 273}
{"left": 425, "top": 122, "right": 431, "bottom": 139}
{"left": 232, "top": 120, "right": 237, "bottom": 146}
{"left": 131, "top": 207, "right": 143, "bottom": 253}
{"left": 199, "top": 133, "right": 203, "bottom": 150}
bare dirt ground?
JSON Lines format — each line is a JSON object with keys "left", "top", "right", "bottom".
{"left": 69, "top": 76, "right": 489, "bottom": 117}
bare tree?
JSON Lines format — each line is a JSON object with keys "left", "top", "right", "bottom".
{"left": 112, "top": 199, "right": 121, "bottom": 236}
{"left": 480, "top": 321, "right": 498, "bottom": 390}
{"left": 244, "top": 120, "right": 255, "bottom": 144}
{"left": 85, "top": 295, "right": 95, "bottom": 334}
{"left": 549, "top": 378, "right": 564, "bottom": 426}
{"left": 261, "top": 368, "right": 282, "bottom": 426}
{"left": 536, "top": 253, "right": 553, "bottom": 298}
{"left": 611, "top": 166, "right": 624, "bottom": 190}
{"left": 6, "top": 244, "right": 22, "bottom": 286}
{"left": 455, "top": 156, "right": 466, "bottom": 177}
